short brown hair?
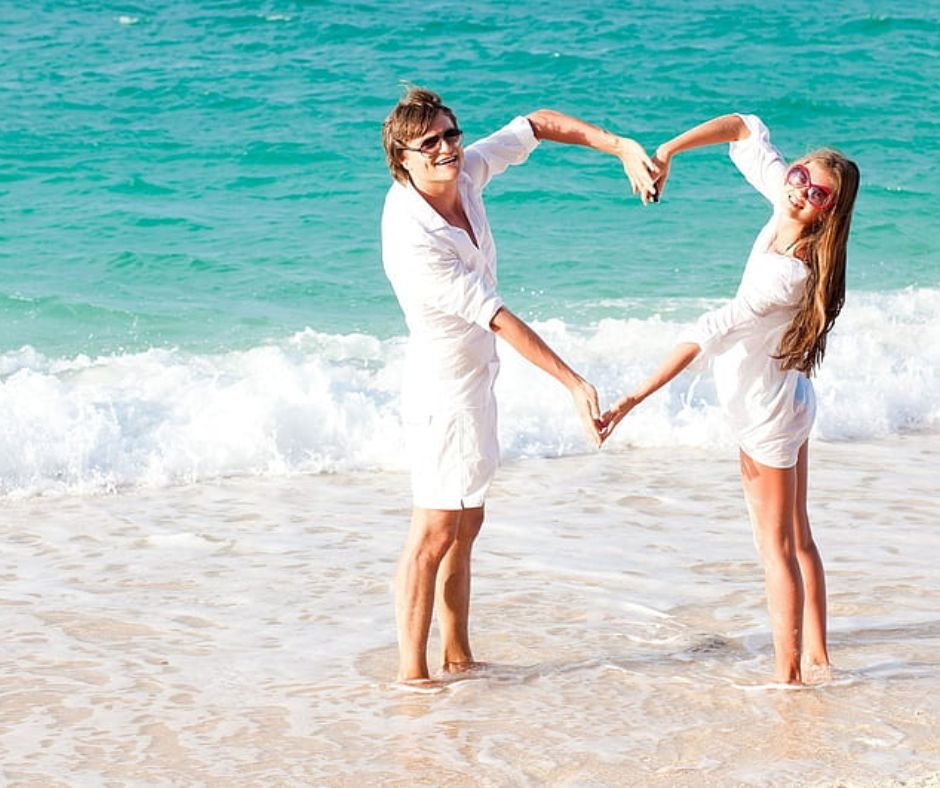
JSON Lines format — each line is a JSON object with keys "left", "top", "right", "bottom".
{"left": 382, "top": 87, "right": 458, "bottom": 184}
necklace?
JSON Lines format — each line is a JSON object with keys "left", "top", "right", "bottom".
{"left": 770, "top": 236, "right": 800, "bottom": 256}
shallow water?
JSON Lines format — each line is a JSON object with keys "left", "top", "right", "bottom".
{"left": 2, "top": 435, "right": 937, "bottom": 784}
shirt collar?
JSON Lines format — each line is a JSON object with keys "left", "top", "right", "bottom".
{"left": 396, "top": 174, "right": 471, "bottom": 232}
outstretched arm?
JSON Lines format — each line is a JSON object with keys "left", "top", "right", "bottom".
{"left": 525, "top": 109, "right": 658, "bottom": 203}
{"left": 598, "top": 342, "right": 701, "bottom": 443}
{"left": 490, "top": 306, "right": 602, "bottom": 446}
{"left": 653, "top": 113, "right": 752, "bottom": 199}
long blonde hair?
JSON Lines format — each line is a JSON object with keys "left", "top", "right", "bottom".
{"left": 777, "top": 149, "right": 860, "bottom": 376}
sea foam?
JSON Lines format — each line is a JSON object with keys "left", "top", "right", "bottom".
{"left": 1, "top": 288, "right": 937, "bottom": 497}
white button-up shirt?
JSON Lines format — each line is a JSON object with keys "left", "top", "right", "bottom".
{"left": 382, "top": 116, "right": 539, "bottom": 419}
{"left": 681, "top": 114, "right": 815, "bottom": 467}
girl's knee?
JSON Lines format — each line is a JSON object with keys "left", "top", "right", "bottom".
{"left": 794, "top": 535, "right": 820, "bottom": 562}
{"left": 792, "top": 513, "right": 816, "bottom": 554}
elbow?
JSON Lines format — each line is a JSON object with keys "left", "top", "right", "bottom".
{"left": 675, "top": 341, "right": 702, "bottom": 366}
{"left": 725, "top": 113, "right": 751, "bottom": 141}
{"left": 489, "top": 305, "right": 507, "bottom": 332}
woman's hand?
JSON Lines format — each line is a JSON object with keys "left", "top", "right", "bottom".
{"left": 597, "top": 343, "right": 700, "bottom": 444}
{"left": 651, "top": 144, "right": 674, "bottom": 201}
{"left": 597, "top": 394, "right": 640, "bottom": 444}
{"left": 615, "top": 137, "right": 659, "bottom": 204}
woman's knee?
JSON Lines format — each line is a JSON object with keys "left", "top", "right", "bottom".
{"left": 792, "top": 510, "right": 817, "bottom": 555}
{"left": 794, "top": 533, "right": 819, "bottom": 561}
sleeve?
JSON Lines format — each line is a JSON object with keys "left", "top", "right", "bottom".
{"left": 729, "top": 114, "right": 787, "bottom": 205}
{"left": 679, "top": 263, "right": 797, "bottom": 357}
{"left": 384, "top": 235, "right": 504, "bottom": 331}
{"left": 462, "top": 115, "right": 540, "bottom": 191}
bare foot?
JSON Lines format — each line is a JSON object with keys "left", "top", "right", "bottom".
{"left": 391, "top": 678, "right": 445, "bottom": 694}
{"left": 441, "top": 660, "right": 489, "bottom": 675}
{"left": 802, "top": 662, "right": 833, "bottom": 685}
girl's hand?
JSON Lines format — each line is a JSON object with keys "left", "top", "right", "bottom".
{"left": 651, "top": 144, "right": 674, "bottom": 201}
{"left": 597, "top": 394, "right": 640, "bottom": 444}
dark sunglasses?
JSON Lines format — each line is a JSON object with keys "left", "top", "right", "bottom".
{"left": 785, "top": 164, "right": 833, "bottom": 209}
{"left": 397, "top": 127, "right": 463, "bottom": 156}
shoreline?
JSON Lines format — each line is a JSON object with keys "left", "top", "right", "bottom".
{"left": 1, "top": 431, "right": 938, "bottom": 783}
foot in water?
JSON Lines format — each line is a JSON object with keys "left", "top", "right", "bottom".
{"left": 390, "top": 662, "right": 490, "bottom": 693}
{"left": 391, "top": 677, "right": 446, "bottom": 694}
{"left": 441, "top": 660, "right": 490, "bottom": 675}
{"left": 802, "top": 661, "right": 833, "bottom": 685}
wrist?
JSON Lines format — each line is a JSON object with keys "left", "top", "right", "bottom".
{"left": 613, "top": 394, "right": 634, "bottom": 417}
{"left": 566, "top": 372, "right": 587, "bottom": 392}
{"left": 611, "top": 134, "right": 629, "bottom": 158}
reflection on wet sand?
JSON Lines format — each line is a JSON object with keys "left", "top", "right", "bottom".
{"left": 1, "top": 435, "right": 938, "bottom": 784}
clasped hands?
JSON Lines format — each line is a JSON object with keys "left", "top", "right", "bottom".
{"left": 571, "top": 383, "right": 639, "bottom": 448}
{"left": 617, "top": 137, "right": 673, "bottom": 205}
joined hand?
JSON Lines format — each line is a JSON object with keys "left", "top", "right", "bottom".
{"left": 596, "top": 394, "right": 639, "bottom": 445}
{"left": 617, "top": 137, "right": 660, "bottom": 205}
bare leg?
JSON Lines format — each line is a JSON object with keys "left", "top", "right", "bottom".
{"left": 793, "top": 442, "right": 830, "bottom": 668}
{"left": 740, "top": 450, "right": 804, "bottom": 684}
{"left": 394, "top": 507, "right": 461, "bottom": 682}
{"left": 436, "top": 506, "right": 484, "bottom": 672}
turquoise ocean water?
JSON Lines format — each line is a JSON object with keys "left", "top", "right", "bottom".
{"left": 2, "top": 1, "right": 938, "bottom": 495}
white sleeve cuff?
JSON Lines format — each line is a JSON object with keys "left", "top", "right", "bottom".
{"left": 476, "top": 295, "right": 505, "bottom": 332}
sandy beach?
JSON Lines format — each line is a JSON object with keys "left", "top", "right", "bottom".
{"left": 1, "top": 432, "right": 938, "bottom": 785}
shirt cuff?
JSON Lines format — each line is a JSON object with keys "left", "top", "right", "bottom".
{"left": 508, "top": 115, "right": 540, "bottom": 154}
{"left": 677, "top": 317, "right": 718, "bottom": 360}
{"left": 729, "top": 113, "right": 771, "bottom": 159}
{"left": 476, "top": 295, "right": 505, "bottom": 332}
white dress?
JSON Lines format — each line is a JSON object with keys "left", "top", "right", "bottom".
{"left": 382, "top": 116, "right": 539, "bottom": 508}
{"left": 681, "top": 114, "right": 816, "bottom": 468}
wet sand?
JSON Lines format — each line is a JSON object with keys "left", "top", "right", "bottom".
{"left": 1, "top": 433, "right": 938, "bottom": 785}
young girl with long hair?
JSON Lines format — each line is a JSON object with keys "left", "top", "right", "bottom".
{"left": 600, "top": 114, "right": 860, "bottom": 684}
